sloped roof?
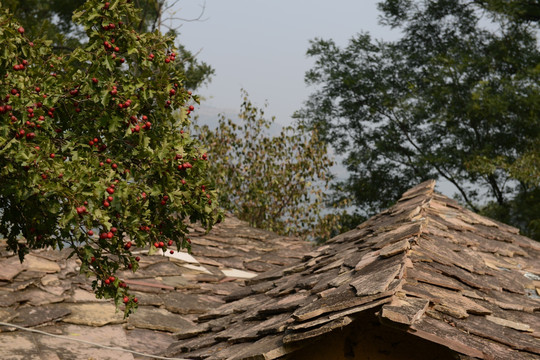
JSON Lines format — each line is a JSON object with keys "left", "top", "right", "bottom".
{"left": 163, "top": 180, "right": 540, "bottom": 360}
{"left": 0, "top": 213, "right": 312, "bottom": 359}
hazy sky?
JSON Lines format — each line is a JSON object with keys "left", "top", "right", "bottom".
{"left": 168, "top": 1, "right": 461, "bottom": 196}
{"left": 171, "top": 1, "right": 399, "bottom": 125}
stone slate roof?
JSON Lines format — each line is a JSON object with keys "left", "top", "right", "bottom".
{"left": 0, "top": 214, "right": 312, "bottom": 359}
{"left": 162, "top": 180, "right": 540, "bottom": 360}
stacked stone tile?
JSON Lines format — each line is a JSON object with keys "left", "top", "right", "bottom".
{"left": 163, "top": 180, "right": 540, "bottom": 360}
{"left": 0, "top": 214, "right": 311, "bottom": 359}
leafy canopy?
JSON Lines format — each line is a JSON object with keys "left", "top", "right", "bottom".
{"left": 3, "top": 0, "right": 214, "bottom": 90}
{"left": 296, "top": 0, "right": 540, "bottom": 239}
{"left": 195, "top": 91, "right": 340, "bottom": 240}
{"left": 0, "top": 0, "right": 221, "bottom": 316}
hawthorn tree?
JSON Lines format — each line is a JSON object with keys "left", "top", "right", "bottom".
{"left": 195, "top": 91, "right": 342, "bottom": 240}
{"left": 296, "top": 0, "right": 540, "bottom": 239}
{"left": 0, "top": 0, "right": 221, "bottom": 316}
{"left": 3, "top": 0, "right": 214, "bottom": 90}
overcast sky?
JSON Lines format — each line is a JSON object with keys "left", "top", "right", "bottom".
{"left": 164, "top": 1, "right": 397, "bottom": 184}
{"left": 167, "top": 1, "right": 460, "bottom": 196}
{"left": 170, "top": 1, "right": 399, "bottom": 125}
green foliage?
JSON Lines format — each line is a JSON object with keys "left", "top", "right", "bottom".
{"left": 195, "top": 91, "right": 340, "bottom": 240}
{"left": 296, "top": 0, "right": 540, "bottom": 239}
{"left": 0, "top": 0, "right": 222, "bottom": 316}
{"left": 2, "top": 0, "right": 87, "bottom": 51}
{"left": 475, "top": 0, "right": 540, "bottom": 22}
{"left": 3, "top": 0, "right": 214, "bottom": 89}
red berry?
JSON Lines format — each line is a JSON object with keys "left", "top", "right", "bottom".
{"left": 104, "top": 279, "right": 110, "bottom": 285}
{"left": 135, "top": 256, "right": 140, "bottom": 262}
{"left": 103, "top": 201, "right": 110, "bottom": 207}
{"left": 189, "top": 105, "right": 195, "bottom": 111}
{"left": 49, "top": 153, "right": 55, "bottom": 158}
{"left": 88, "top": 230, "right": 94, "bottom": 236}
{"left": 112, "top": 163, "right": 117, "bottom": 169}
{"left": 92, "top": 77, "right": 98, "bottom": 84}
{"left": 17, "top": 27, "right": 24, "bottom": 34}
{"left": 167, "top": 239, "right": 173, "bottom": 246}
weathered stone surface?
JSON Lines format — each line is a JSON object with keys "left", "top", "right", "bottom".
{"left": 221, "top": 268, "right": 258, "bottom": 279}
{"left": 402, "top": 281, "right": 491, "bottom": 316}
{"left": 12, "top": 304, "right": 71, "bottom": 327}
{"left": 38, "top": 274, "right": 72, "bottom": 296}
{"left": 291, "top": 297, "right": 391, "bottom": 331}
{"left": 37, "top": 324, "right": 134, "bottom": 360}
{"left": 380, "top": 297, "right": 430, "bottom": 325}
{"left": 485, "top": 315, "right": 532, "bottom": 332}
{"left": 284, "top": 316, "right": 353, "bottom": 344}
{"left": 0, "top": 308, "right": 16, "bottom": 322}
{"left": 17, "top": 288, "right": 66, "bottom": 306}
{"left": 127, "top": 306, "right": 204, "bottom": 334}
{"left": 22, "top": 254, "right": 61, "bottom": 273}
{"left": 158, "top": 275, "right": 191, "bottom": 288}
{"left": 67, "top": 288, "right": 107, "bottom": 303}
{"left": 257, "top": 291, "right": 313, "bottom": 316}
{"left": 133, "top": 261, "right": 183, "bottom": 278}
{"left": 125, "top": 328, "right": 174, "bottom": 357}
{"left": 61, "top": 303, "right": 125, "bottom": 326}
{"left": 292, "top": 287, "right": 391, "bottom": 322}
{"left": 0, "top": 278, "right": 35, "bottom": 292}
{"left": 2, "top": 181, "right": 540, "bottom": 360}
{"left": 407, "top": 263, "right": 465, "bottom": 291}
{"left": 0, "top": 332, "right": 41, "bottom": 358}
{"left": 350, "top": 256, "right": 403, "bottom": 296}
{"left": 0, "top": 290, "right": 19, "bottom": 307}
{"left": 0, "top": 256, "right": 24, "bottom": 281}
{"left": 454, "top": 315, "right": 540, "bottom": 355}
{"left": 161, "top": 292, "right": 224, "bottom": 315}
{"left": 380, "top": 238, "right": 411, "bottom": 258}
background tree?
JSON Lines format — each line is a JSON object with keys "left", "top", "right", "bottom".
{"left": 0, "top": 0, "right": 221, "bottom": 316}
{"left": 3, "top": 0, "right": 214, "bottom": 90}
{"left": 295, "top": 0, "right": 540, "bottom": 239}
{"left": 195, "top": 91, "right": 342, "bottom": 240}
